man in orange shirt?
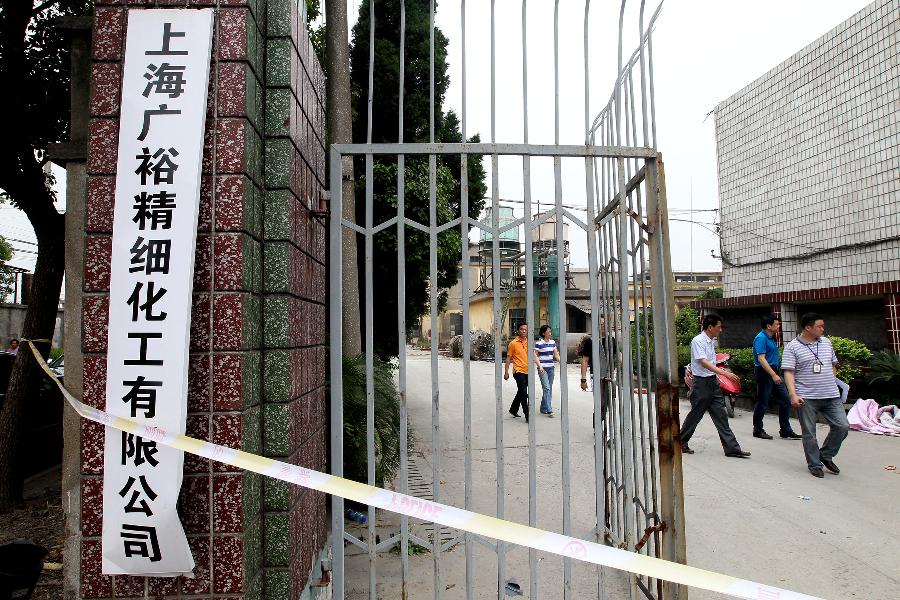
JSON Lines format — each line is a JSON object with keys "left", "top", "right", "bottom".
{"left": 504, "top": 322, "right": 531, "bottom": 423}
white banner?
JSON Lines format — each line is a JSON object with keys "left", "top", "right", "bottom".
{"left": 102, "top": 8, "right": 213, "bottom": 576}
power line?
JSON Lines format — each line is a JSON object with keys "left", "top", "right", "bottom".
{"left": 1, "top": 236, "right": 37, "bottom": 247}
{"left": 669, "top": 217, "right": 827, "bottom": 252}
{"left": 669, "top": 217, "right": 900, "bottom": 267}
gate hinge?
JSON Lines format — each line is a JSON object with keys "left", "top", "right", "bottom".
{"left": 626, "top": 208, "right": 653, "bottom": 234}
{"left": 311, "top": 191, "right": 330, "bottom": 220}
{"left": 634, "top": 521, "right": 667, "bottom": 552}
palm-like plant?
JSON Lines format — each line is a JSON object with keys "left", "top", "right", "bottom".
{"left": 341, "top": 353, "right": 408, "bottom": 487}
{"left": 867, "top": 350, "right": 900, "bottom": 384}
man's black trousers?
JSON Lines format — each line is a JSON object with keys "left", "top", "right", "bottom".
{"left": 510, "top": 372, "right": 529, "bottom": 421}
{"left": 680, "top": 375, "right": 741, "bottom": 453}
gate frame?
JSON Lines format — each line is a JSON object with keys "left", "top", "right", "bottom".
{"left": 327, "top": 141, "right": 686, "bottom": 600}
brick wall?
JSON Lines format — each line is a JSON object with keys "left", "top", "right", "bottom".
{"left": 714, "top": 0, "right": 900, "bottom": 298}
{"left": 801, "top": 299, "right": 887, "bottom": 349}
{"left": 78, "top": 1, "right": 327, "bottom": 598}
{"left": 710, "top": 299, "right": 888, "bottom": 350}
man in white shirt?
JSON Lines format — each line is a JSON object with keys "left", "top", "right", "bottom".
{"left": 680, "top": 313, "right": 751, "bottom": 458}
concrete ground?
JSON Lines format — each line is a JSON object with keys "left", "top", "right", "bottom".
{"left": 345, "top": 349, "right": 900, "bottom": 599}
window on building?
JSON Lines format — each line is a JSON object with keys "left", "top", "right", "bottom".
{"left": 508, "top": 308, "right": 526, "bottom": 338}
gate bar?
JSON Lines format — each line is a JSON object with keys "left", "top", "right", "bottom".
{"left": 553, "top": 1, "right": 574, "bottom": 597}
{"left": 397, "top": 1, "right": 410, "bottom": 596}
{"left": 459, "top": 3, "right": 475, "bottom": 597}
{"left": 332, "top": 142, "right": 658, "bottom": 158}
{"left": 329, "top": 146, "right": 345, "bottom": 596}
{"left": 489, "top": 1, "right": 508, "bottom": 595}
{"left": 519, "top": 1, "right": 540, "bottom": 596}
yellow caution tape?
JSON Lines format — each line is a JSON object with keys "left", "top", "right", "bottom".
{"left": 29, "top": 342, "right": 824, "bottom": 600}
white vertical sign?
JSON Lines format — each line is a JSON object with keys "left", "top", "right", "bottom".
{"left": 102, "top": 9, "right": 213, "bottom": 576}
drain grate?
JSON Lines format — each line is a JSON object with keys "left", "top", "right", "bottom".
{"left": 407, "top": 454, "right": 458, "bottom": 549}
{"left": 407, "top": 459, "right": 433, "bottom": 499}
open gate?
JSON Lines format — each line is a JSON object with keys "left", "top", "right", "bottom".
{"left": 328, "top": 1, "right": 685, "bottom": 598}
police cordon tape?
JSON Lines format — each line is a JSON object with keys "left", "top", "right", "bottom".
{"left": 27, "top": 342, "right": 825, "bottom": 600}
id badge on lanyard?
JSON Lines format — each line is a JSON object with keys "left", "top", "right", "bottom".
{"left": 805, "top": 341, "right": 822, "bottom": 374}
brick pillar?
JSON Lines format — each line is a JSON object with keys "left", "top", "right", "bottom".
{"left": 885, "top": 293, "right": 900, "bottom": 353}
{"left": 260, "top": 0, "right": 329, "bottom": 596}
{"left": 76, "top": 2, "right": 328, "bottom": 598}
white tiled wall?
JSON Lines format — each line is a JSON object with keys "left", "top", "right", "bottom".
{"left": 714, "top": 0, "right": 900, "bottom": 297}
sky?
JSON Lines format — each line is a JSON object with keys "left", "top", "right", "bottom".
{"left": 0, "top": 0, "right": 874, "bottom": 275}
{"left": 428, "top": 0, "right": 875, "bottom": 272}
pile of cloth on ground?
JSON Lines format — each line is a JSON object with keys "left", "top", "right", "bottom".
{"left": 847, "top": 399, "right": 900, "bottom": 436}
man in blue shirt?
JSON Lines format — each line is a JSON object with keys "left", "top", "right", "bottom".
{"left": 752, "top": 315, "right": 802, "bottom": 440}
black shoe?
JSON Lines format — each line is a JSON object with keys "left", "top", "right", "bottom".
{"left": 780, "top": 431, "right": 802, "bottom": 440}
{"left": 753, "top": 430, "right": 773, "bottom": 440}
{"left": 681, "top": 444, "right": 694, "bottom": 454}
{"left": 809, "top": 467, "right": 824, "bottom": 478}
{"left": 822, "top": 459, "right": 840, "bottom": 474}
{"left": 509, "top": 410, "right": 520, "bottom": 418}
{"left": 725, "top": 450, "right": 752, "bottom": 458}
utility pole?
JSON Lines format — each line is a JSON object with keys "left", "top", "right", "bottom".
{"left": 46, "top": 16, "right": 91, "bottom": 598}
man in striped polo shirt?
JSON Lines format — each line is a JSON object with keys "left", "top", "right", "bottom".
{"left": 534, "top": 325, "right": 561, "bottom": 417}
{"left": 782, "top": 313, "right": 850, "bottom": 478}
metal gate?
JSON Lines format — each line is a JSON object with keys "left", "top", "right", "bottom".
{"left": 328, "top": 1, "right": 684, "bottom": 599}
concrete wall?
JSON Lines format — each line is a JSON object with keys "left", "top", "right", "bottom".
{"left": 0, "top": 303, "right": 65, "bottom": 348}
{"left": 715, "top": 0, "right": 900, "bottom": 298}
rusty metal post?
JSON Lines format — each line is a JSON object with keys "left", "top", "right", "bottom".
{"left": 645, "top": 154, "right": 687, "bottom": 600}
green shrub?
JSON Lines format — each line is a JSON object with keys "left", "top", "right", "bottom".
{"left": 697, "top": 287, "right": 723, "bottom": 300}
{"left": 630, "top": 309, "right": 654, "bottom": 376}
{"left": 675, "top": 307, "right": 699, "bottom": 347}
{"left": 681, "top": 337, "right": 874, "bottom": 397}
{"left": 49, "top": 347, "right": 63, "bottom": 360}
{"left": 830, "top": 336, "right": 873, "bottom": 383}
{"left": 717, "top": 347, "right": 756, "bottom": 397}
{"left": 340, "top": 353, "right": 410, "bottom": 487}
{"left": 677, "top": 345, "right": 691, "bottom": 375}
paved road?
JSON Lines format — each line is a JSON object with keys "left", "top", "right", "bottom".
{"left": 345, "top": 350, "right": 900, "bottom": 599}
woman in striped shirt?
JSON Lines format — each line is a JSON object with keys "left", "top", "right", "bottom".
{"left": 534, "top": 325, "right": 561, "bottom": 416}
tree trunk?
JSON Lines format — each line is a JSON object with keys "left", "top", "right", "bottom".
{"left": 0, "top": 0, "right": 78, "bottom": 512}
{"left": 0, "top": 211, "right": 65, "bottom": 511}
{"left": 325, "top": 0, "right": 361, "bottom": 355}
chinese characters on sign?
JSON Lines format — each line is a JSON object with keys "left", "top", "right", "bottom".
{"left": 102, "top": 9, "right": 213, "bottom": 576}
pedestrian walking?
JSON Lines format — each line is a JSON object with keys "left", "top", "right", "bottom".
{"left": 752, "top": 315, "right": 803, "bottom": 440}
{"left": 534, "top": 325, "right": 560, "bottom": 417}
{"left": 578, "top": 319, "right": 615, "bottom": 426}
{"left": 680, "top": 313, "right": 751, "bottom": 458}
{"left": 504, "top": 323, "right": 531, "bottom": 423}
{"left": 782, "top": 313, "right": 849, "bottom": 478}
